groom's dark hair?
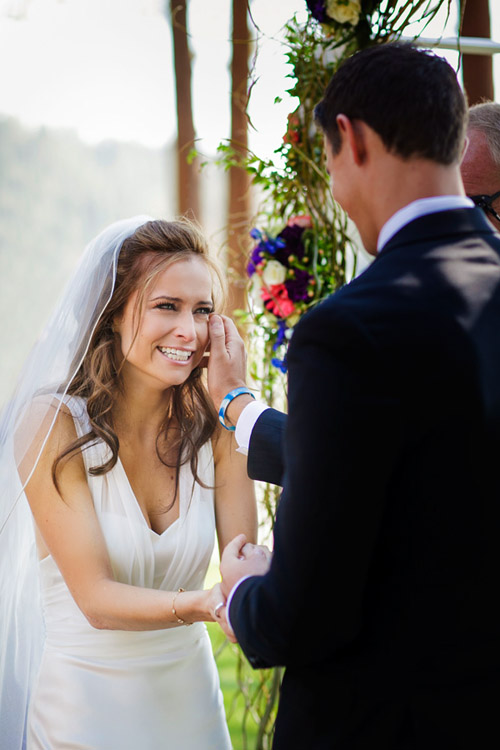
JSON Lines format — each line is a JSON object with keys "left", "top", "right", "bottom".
{"left": 314, "top": 41, "right": 468, "bottom": 165}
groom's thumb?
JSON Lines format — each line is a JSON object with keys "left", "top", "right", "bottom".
{"left": 226, "top": 533, "right": 247, "bottom": 560}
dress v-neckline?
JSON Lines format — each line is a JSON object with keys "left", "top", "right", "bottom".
{"left": 116, "top": 456, "right": 181, "bottom": 537}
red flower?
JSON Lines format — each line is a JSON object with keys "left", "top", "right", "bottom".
{"left": 261, "top": 284, "right": 296, "bottom": 318}
{"left": 283, "top": 113, "right": 301, "bottom": 145}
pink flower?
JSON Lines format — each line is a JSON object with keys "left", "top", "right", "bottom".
{"left": 287, "top": 215, "right": 312, "bottom": 228}
{"left": 261, "top": 284, "right": 296, "bottom": 319}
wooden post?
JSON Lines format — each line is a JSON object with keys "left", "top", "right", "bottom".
{"left": 170, "top": 0, "right": 200, "bottom": 220}
{"left": 227, "top": 0, "right": 251, "bottom": 322}
{"left": 460, "top": 0, "right": 494, "bottom": 104}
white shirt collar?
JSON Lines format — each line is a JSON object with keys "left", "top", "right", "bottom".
{"left": 377, "top": 195, "right": 475, "bottom": 253}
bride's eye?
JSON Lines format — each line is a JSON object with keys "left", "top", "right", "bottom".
{"left": 196, "top": 306, "right": 214, "bottom": 316}
{"left": 154, "top": 302, "right": 175, "bottom": 311}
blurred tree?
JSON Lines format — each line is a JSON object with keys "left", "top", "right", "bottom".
{"left": 460, "top": 0, "right": 494, "bottom": 104}
{"left": 226, "top": 0, "right": 251, "bottom": 321}
{"left": 169, "top": 0, "right": 201, "bottom": 219}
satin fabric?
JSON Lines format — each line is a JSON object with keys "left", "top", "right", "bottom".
{"left": 26, "top": 397, "right": 231, "bottom": 750}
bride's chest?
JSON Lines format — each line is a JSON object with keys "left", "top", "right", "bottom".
{"left": 118, "top": 450, "right": 180, "bottom": 535}
{"left": 85, "top": 451, "right": 216, "bottom": 588}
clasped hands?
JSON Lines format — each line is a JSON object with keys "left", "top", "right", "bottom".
{"left": 211, "top": 534, "right": 272, "bottom": 642}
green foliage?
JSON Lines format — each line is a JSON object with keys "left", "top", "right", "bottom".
{"left": 209, "top": 623, "right": 282, "bottom": 750}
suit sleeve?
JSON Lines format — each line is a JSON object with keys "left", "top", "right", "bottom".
{"left": 229, "top": 303, "right": 403, "bottom": 669}
{"left": 247, "top": 408, "right": 286, "bottom": 486}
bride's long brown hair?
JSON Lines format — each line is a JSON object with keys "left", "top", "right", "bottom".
{"left": 53, "top": 219, "right": 225, "bottom": 501}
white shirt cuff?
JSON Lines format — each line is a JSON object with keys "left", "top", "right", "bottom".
{"left": 226, "top": 575, "right": 253, "bottom": 632}
{"left": 234, "top": 401, "right": 270, "bottom": 456}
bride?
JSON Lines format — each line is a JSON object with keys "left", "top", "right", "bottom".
{"left": 0, "top": 216, "right": 256, "bottom": 749}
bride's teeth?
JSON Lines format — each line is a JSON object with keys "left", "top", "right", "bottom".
{"left": 159, "top": 347, "right": 192, "bottom": 362}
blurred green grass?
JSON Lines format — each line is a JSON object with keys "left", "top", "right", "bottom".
{"left": 207, "top": 622, "right": 258, "bottom": 750}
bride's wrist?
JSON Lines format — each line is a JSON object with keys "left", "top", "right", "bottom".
{"left": 171, "top": 589, "right": 211, "bottom": 625}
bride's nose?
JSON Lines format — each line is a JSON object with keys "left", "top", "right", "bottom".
{"left": 173, "top": 311, "right": 196, "bottom": 341}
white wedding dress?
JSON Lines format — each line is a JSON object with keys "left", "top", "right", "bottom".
{"left": 26, "top": 396, "right": 231, "bottom": 750}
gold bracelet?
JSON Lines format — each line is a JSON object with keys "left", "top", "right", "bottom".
{"left": 171, "top": 588, "right": 193, "bottom": 626}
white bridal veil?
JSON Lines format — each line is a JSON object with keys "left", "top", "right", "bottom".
{"left": 0, "top": 215, "right": 152, "bottom": 749}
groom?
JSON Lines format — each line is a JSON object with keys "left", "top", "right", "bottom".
{"left": 209, "top": 42, "right": 500, "bottom": 749}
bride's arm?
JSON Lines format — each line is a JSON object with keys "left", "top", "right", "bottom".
{"left": 212, "top": 424, "right": 258, "bottom": 554}
{"left": 21, "top": 403, "right": 219, "bottom": 631}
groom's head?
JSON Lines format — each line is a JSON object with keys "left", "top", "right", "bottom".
{"left": 314, "top": 42, "right": 467, "bottom": 165}
{"left": 314, "top": 42, "right": 468, "bottom": 253}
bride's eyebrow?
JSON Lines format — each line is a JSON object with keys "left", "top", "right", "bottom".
{"left": 151, "top": 295, "right": 181, "bottom": 302}
{"left": 151, "top": 295, "right": 214, "bottom": 307}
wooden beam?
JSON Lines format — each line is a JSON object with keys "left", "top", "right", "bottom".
{"left": 411, "top": 36, "right": 500, "bottom": 55}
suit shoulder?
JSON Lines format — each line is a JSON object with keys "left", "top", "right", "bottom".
{"left": 289, "top": 287, "right": 378, "bottom": 361}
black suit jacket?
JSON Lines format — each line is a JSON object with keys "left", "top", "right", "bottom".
{"left": 231, "top": 208, "right": 500, "bottom": 749}
{"left": 248, "top": 408, "right": 286, "bottom": 486}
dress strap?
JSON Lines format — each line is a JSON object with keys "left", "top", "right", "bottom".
{"left": 57, "top": 394, "right": 91, "bottom": 436}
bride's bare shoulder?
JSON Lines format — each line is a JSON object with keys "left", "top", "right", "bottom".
{"left": 14, "top": 394, "right": 82, "bottom": 480}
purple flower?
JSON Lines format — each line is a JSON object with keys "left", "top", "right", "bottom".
{"left": 306, "top": 0, "right": 328, "bottom": 22}
{"left": 264, "top": 237, "right": 286, "bottom": 255}
{"left": 285, "top": 269, "right": 312, "bottom": 302}
{"left": 247, "top": 244, "right": 265, "bottom": 276}
{"left": 273, "top": 320, "right": 288, "bottom": 351}
{"left": 247, "top": 230, "right": 287, "bottom": 276}
{"left": 274, "top": 224, "right": 306, "bottom": 266}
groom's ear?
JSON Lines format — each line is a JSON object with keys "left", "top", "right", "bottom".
{"left": 461, "top": 135, "right": 470, "bottom": 164}
{"left": 336, "top": 114, "right": 367, "bottom": 166}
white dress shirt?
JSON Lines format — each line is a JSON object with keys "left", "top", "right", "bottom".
{"left": 234, "top": 400, "right": 270, "bottom": 456}
{"left": 377, "top": 195, "right": 473, "bottom": 252}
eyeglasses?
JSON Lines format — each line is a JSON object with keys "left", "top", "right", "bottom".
{"left": 469, "top": 190, "right": 500, "bottom": 224}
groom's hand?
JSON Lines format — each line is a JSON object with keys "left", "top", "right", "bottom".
{"left": 210, "top": 582, "right": 237, "bottom": 643}
{"left": 220, "top": 534, "right": 272, "bottom": 599}
{"left": 217, "top": 608, "right": 238, "bottom": 643}
{"left": 203, "top": 315, "right": 254, "bottom": 423}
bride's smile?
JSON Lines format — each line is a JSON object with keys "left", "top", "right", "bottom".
{"left": 157, "top": 346, "right": 194, "bottom": 363}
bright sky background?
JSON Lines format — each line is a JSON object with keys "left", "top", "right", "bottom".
{"left": 0, "top": 0, "right": 309, "bottom": 158}
{"left": 0, "top": 0, "right": 499, "bottom": 160}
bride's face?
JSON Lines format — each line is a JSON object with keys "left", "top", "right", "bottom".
{"left": 114, "top": 256, "right": 214, "bottom": 391}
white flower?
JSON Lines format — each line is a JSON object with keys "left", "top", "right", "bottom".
{"left": 262, "top": 259, "right": 287, "bottom": 287}
{"left": 326, "top": 0, "right": 361, "bottom": 26}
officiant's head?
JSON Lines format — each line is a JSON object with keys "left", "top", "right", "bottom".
{"left": 461, "top": 102, "right": 500, "bottom": 230}
{"left": 314, "top": 42, "right": 468, "bottom": 253}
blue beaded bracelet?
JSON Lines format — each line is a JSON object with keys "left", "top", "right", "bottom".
{"left": 218, "top": 387, "right": 256, "bottom": 431}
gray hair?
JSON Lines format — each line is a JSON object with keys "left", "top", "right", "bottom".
{"left": 468, "top": 102, "right": 500, "bottom": 168}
